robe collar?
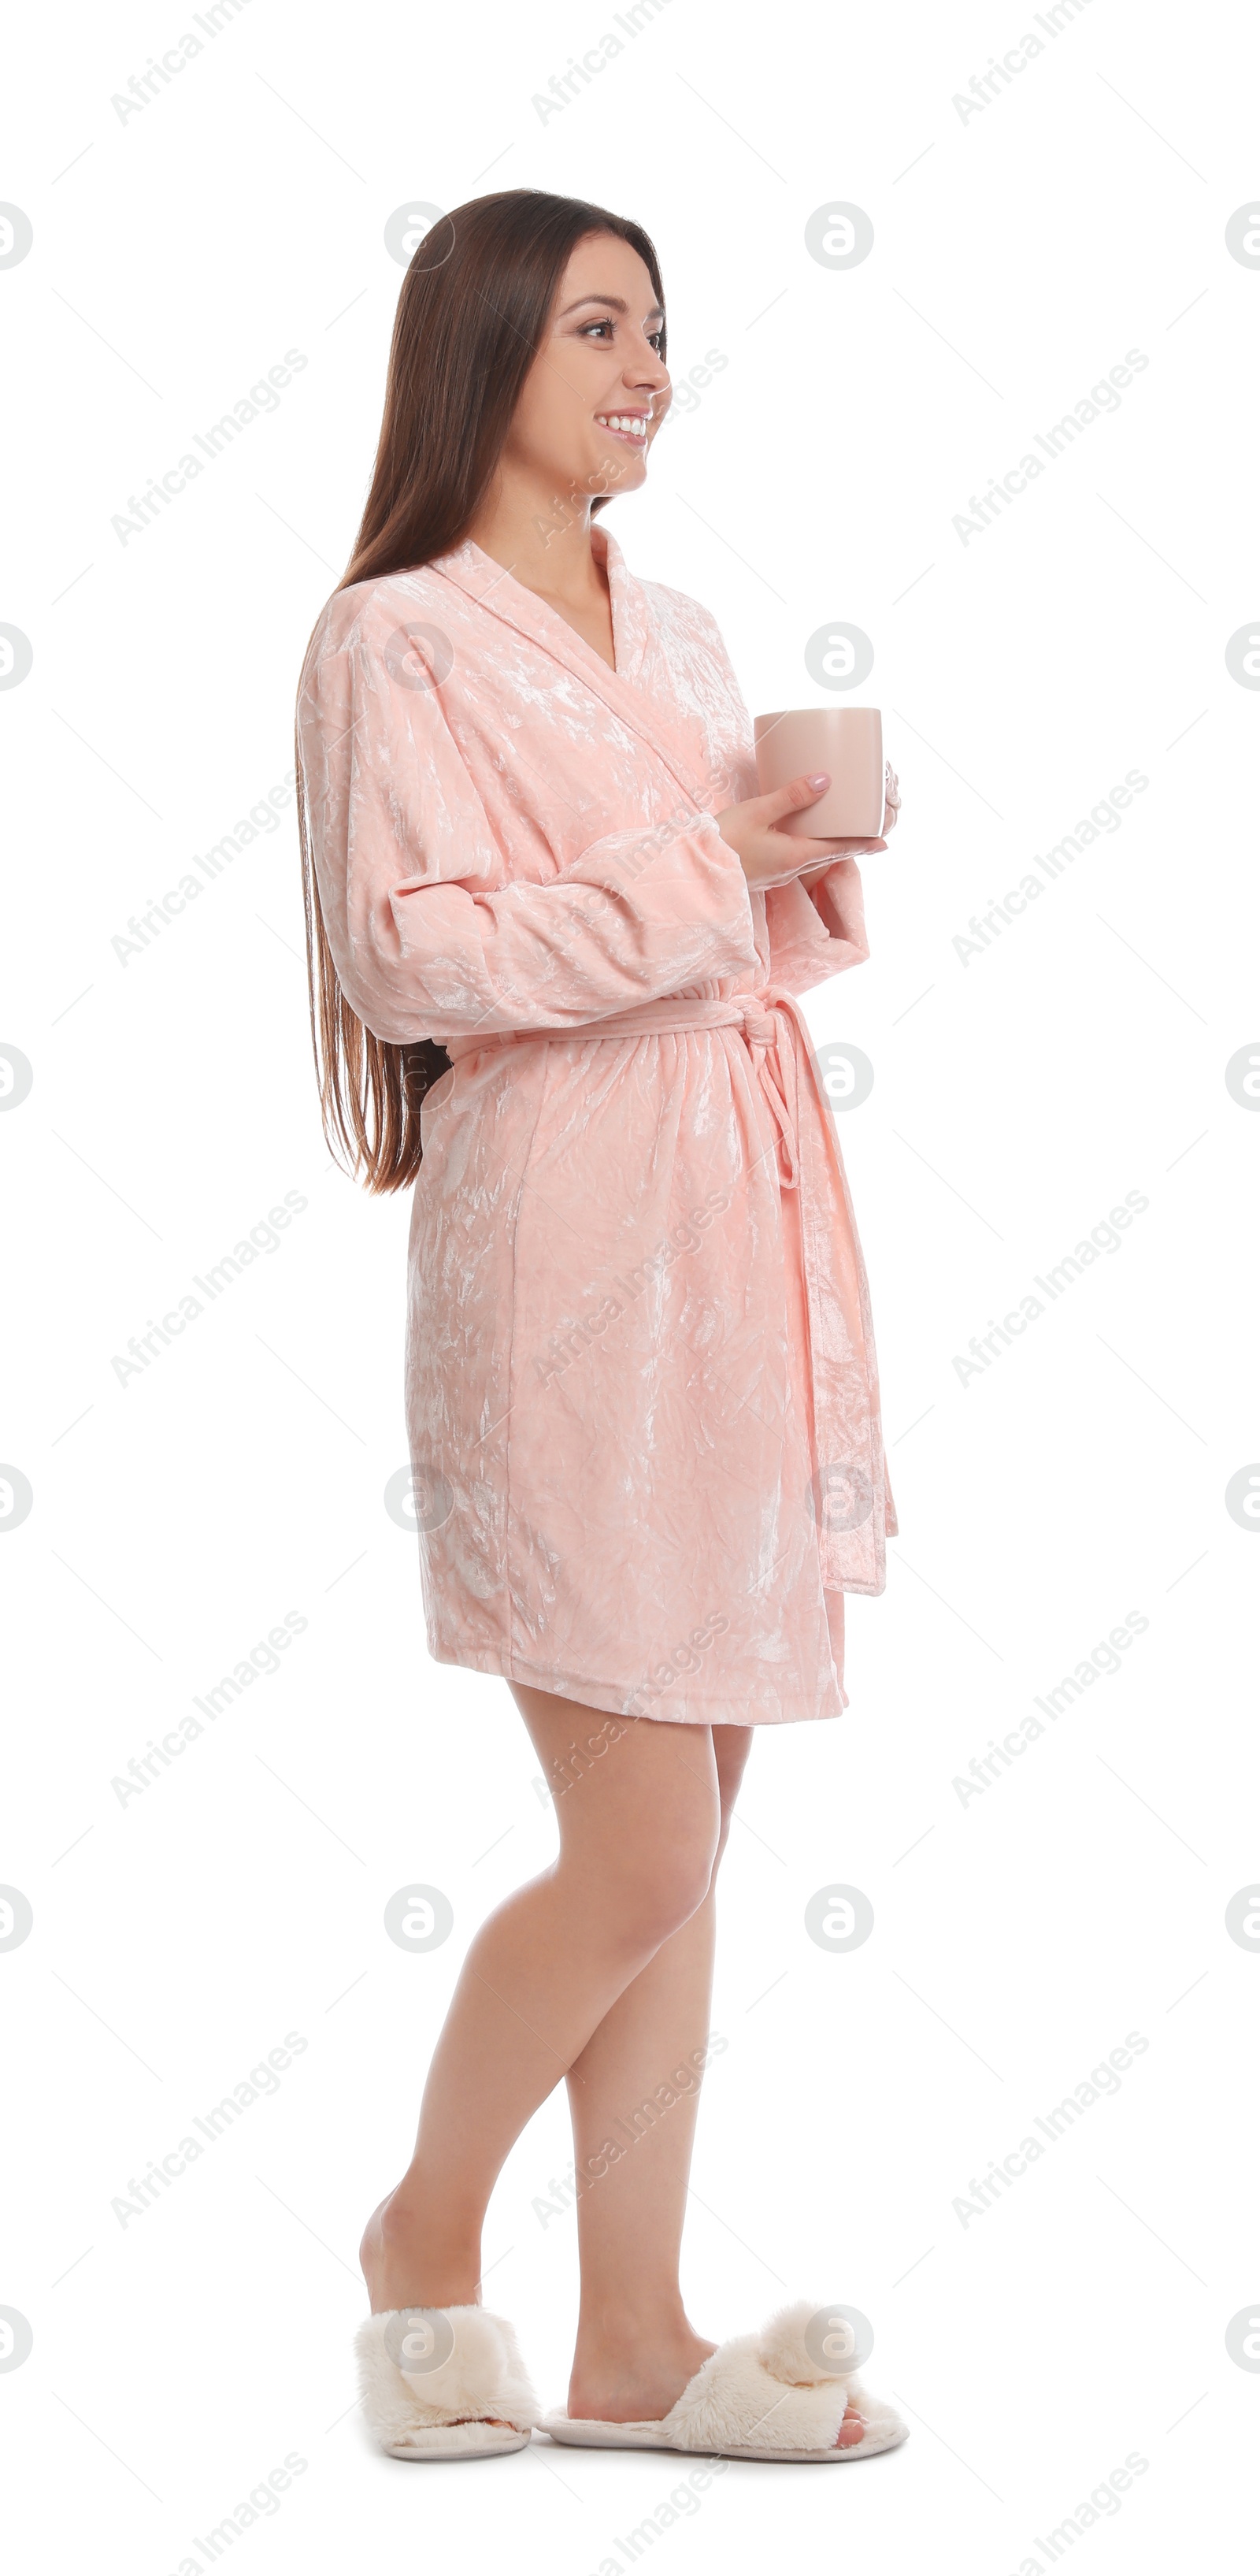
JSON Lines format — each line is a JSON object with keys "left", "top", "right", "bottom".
{"left": 430, "top": 524, "right": 713, "bottom": 815}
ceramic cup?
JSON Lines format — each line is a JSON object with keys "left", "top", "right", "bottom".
{"left": 753, "top": 706, "right": 884, "bottom": 839}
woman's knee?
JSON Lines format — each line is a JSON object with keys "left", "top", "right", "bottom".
{"left": 533, "top": 1703, "right": 722, "bottom": 1948}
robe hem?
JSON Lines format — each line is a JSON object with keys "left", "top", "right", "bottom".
{"left": 422, "top": 1639, "right": 849, "bottom": 1727}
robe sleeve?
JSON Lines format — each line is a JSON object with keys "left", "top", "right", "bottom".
{"left": 297, "top": 612, "right": 759, "bottom": 1046}
{"left": 761, "top": 859, "right": 872, "bottom": 997}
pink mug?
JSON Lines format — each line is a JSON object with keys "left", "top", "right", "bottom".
{"left": 754, "top": 707, "right": 884, "bottom": 839}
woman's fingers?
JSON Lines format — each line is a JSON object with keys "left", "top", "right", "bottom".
{"left": 715, "top": 774, "right": 891, "bottom": 889}
{"left": 755, "top": 770, "right": 832, "bottom": 826}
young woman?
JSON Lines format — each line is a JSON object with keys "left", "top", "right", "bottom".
{"left": 297, "top": 189, "right": 906, "bottom": 2467}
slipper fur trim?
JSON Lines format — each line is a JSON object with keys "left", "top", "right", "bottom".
{"left": 757, "top": 2298, "right": 858, "bottom": 2385}
{"left": 754, "top": 2298, "right": 908, "bottom": 2452}
{"left": 355, "top": 2307, "right": 541, "bottom": 2453}
{"left": 661, "top": 2333, "right": 850, "bottom": 2455}
{"left": 545, "top": 2299, "right": 909, "bottom": 2462}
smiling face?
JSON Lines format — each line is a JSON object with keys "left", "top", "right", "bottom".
{"left": 500, "top": 231, "right": 671, "bottom": 505}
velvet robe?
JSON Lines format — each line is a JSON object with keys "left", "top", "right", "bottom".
{"left": 298, "top": 524, "right": 897, "bottom": 1723}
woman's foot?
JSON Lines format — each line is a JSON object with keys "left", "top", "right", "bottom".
{"left": 568, "top": 2319, "right": 866, "bottom": 2448}
{"left": 568, "top": 2320, "right": 717, "bottom": 2425}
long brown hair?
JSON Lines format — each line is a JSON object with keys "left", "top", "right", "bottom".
{"left": 296, "top": 188, "right": 667, "bottom": 1193}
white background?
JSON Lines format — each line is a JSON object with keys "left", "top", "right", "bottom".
{"left": 2, "top": 0, "right": 1258, "bottom": 2568}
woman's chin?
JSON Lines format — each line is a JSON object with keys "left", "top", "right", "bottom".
{"left": 586, "top": 448, "right": 648, "bottom": 494}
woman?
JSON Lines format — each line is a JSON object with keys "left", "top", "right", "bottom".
{"left": 297, "top": 188, "right": 906, "bottom": 2467}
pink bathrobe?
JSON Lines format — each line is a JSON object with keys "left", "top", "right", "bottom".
{"left": 298, "top": 524, "right": 896, "bottom": 1724}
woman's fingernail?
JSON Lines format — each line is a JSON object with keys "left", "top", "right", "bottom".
{"left": 806, "top": 772, "right": 830, "bottom": 790}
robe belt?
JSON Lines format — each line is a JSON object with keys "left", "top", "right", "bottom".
{"left": 447, "top": 988, "right": 813, "bottom": 1189}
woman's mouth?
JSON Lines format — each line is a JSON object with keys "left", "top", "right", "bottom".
{"left": 595, "top": 411, "right": 649, "bottom": 447}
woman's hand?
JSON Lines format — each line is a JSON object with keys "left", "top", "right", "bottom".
{"left": 716, "top": 767, "right": 896, "bottom": 893}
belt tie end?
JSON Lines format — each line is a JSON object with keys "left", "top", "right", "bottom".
{"left": 739, "top": 1002, "right": 800, "bottom": 1190}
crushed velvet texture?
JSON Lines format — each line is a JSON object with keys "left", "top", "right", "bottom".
{"left": 298, "top": 525, "right": 896, "bottom": 1725}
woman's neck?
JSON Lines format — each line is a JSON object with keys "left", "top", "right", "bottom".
{"left": 465, "top": 473, "right": 615, "bottom": 666}
{"left": 465, "top": 475, "right": 604, "bottom": 609}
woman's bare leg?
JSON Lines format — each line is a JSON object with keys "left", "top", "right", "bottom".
{"left": 360, "top": 1695, "right": 721, "bottom": 2314}
{"left": 558, "top": 1715, "right": 867, "bottom": 2448}
{"left": 561, "top": 1721, "right": 751, "bottom": 2422}
{"left": 360, "top": 1685, "right": 866, "bottom": 2448}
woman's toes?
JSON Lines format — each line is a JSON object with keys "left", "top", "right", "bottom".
{"left": 836, "top": 2403, "right": 866, "bottom": 2448}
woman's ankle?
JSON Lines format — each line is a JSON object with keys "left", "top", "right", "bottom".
{"left": 573, "top": 2292, "right": 700, "bottom": 2356}
{"left": 360, "top": 2184, "right": 484, "bottom": 2310}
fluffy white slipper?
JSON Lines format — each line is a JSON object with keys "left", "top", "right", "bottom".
{"left": 543, "top": 2299, "right": 909, "bottom": 2464}
{"left": 356, "top": 2305, "right": 541, "bottom": 2460}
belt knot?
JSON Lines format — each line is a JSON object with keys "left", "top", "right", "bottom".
{"left": 738, "top": 1004, "right": 780, "bottom": 1049}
